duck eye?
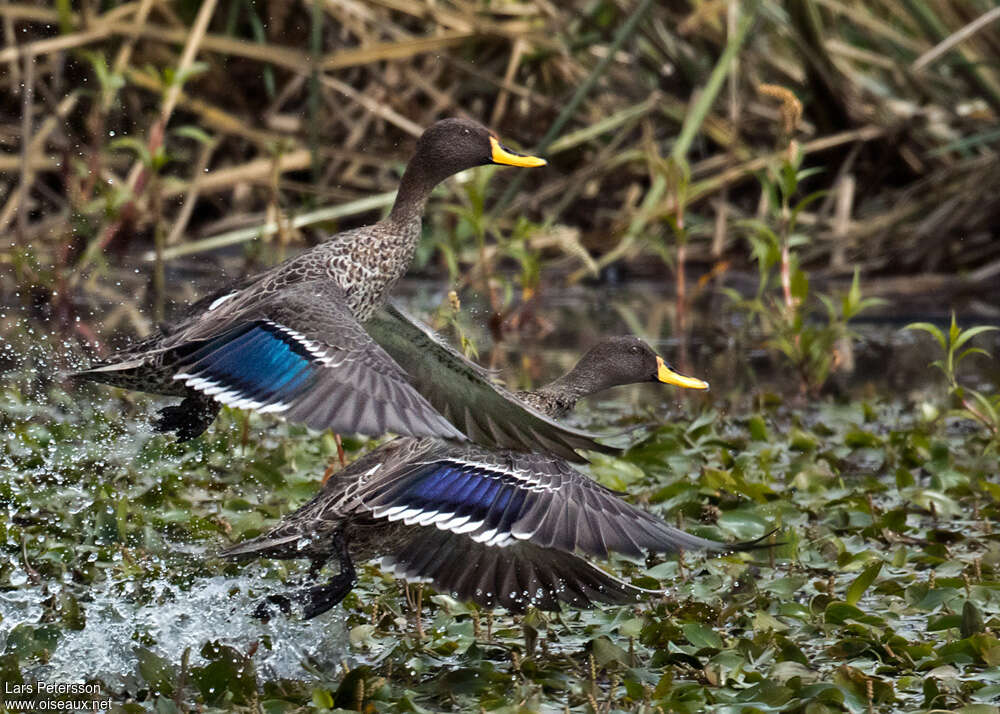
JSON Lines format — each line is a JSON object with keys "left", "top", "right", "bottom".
{"left": 630, "top": 345, "right": 640, "bottom": 354}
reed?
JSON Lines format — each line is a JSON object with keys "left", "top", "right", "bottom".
{"left": 1, "top": 0, "right": 999, "bottom": 338}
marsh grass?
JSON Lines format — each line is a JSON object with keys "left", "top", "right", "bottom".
{"left": 3, "top": 0, "right": 1000, "bottom": 343}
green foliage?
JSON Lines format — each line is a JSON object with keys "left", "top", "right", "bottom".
{"left": 905, "top": 315, "right": 1000, "bottom": 448}
{"left": 5, "top": 316, "right": 1000, "bottom": 712}
{"left": 429, "top": 169, "right": 548, "bottom": 317}
{"left": 109, "top": 136, "right": 168, "bottom": 172}
{"left": 80, "top": 51, "right": 125, "bottom": 108}
{"left": 729, "top": 152, "right": 885, "bottom": 394}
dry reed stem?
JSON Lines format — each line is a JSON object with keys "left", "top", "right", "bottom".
{"left": 320, "top": 75, "right": 424, "bottom": 137}
{"left": 124, "top": 68, "right": 294, "bottom": 148}
{"left": 16, "top": 50, "right": 34, "bottom": 244}
{"left": 0, "top": 92, "right": 79, "bottom": 234}
{"left": 123, "top": 0, "right": 219, "bottom": 193}
{"left": 164, "top": 139, "right": 218, "bottom": 247}
{"left": 3, "top": 0, "right": 1000, "bottom": 302}
{"left": 913, "top": 5, "right": 1000, "bottom": 71}
{"left": 491, "top": 37, "right": 527, "bottom": 127}
{"left": 0, "top": 27, "right": 115, "bottom": 64}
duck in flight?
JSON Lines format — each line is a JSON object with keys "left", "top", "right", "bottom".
{"left": 220, "top": 337, "right": 763, "bottom": 619}
{"left": 73, "top": 119, "right": 556, "bottom": 445}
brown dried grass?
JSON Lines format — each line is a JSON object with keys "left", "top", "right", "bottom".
{"left": 2, "top": 0, "right": 1000, "bottom": 331}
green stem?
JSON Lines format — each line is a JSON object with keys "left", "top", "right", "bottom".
{"left": 671, "top": 4, "right": 756, "bottom": 164}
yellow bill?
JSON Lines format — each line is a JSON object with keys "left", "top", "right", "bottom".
{"left": 656, "top": 356, "right": 709, "bottom": 390}
{"left": 489, "top": 136, "right": 547, "bottom": 167}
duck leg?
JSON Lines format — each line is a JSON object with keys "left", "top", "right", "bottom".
{"left": 153, "top": 392, "right": 221, "bottom": 441}
{"left": 302, "top": 532, "right": 356, "bottom": 619}
{"left": 320, "top": 433, "right": 346, "bottom": 486}
{"left": 250, "top": 531, "right": 356, "bottom": 620}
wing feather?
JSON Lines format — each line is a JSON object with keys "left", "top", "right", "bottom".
{"left": 166, "top": 282, "right": 463, "bottom": 440}
{"left": 354, "top": 440, "right": 751, "bottom": 560}
{"left": 365, "top": 302, "right": 615, "bottom": 460}
{"left": 383, "top": 529, "right": 655, "bottom": 612}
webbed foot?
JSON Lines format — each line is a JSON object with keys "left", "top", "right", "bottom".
{"left": 153, "top": 395, "right": 221, "bottom": 441}
{"left": 301, "top": 572, "right": 357, "bottom": 619}
{"left": 251, "top": 594, "right": 293, "bottom": 621}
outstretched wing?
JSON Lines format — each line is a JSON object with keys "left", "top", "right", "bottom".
{"left": 220, "top": 440, "right": 431, "bottom": 561}
{"left": 355, "top": 441, "right": 745, "bottom": 559}
{"left": 381, "top": 527, "right": 656, "bottom": 612}
{"left": 365, "top": 302, "right": 613, "bottom": 461}
{"left": 223, "top": 436, "right": 757, "bottom": 563}
{"left": 166, "top": 281, "right": 464, "bottom": 440}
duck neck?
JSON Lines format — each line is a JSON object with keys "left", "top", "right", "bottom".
{"left": 388, "top": 162, "right": 436, "bottom": 224}
{"left": 530, "top": 366, "right": 609, "bottom": 419}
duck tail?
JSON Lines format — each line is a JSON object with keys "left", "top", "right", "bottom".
{"left": 219, "top": 532, "right": 305, "bottom": 560}
{"left": 64, "top": 357, "right": 150, "bottom": 387}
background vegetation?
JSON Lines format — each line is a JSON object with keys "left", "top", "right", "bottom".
{"left": 3, "top": 0, "right": 1000, "bottom": 331}
{"left": 2, "top": 0, "right": 1000, "bottom": 712}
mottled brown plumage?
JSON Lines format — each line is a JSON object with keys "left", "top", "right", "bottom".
{"left": 72, "top": 119, "right": 547, "bottom": 442}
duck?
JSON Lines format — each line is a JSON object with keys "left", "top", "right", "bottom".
{"left": 72, "top": 119, "right": 551, "bottom": 443}
{"left": 222, "top": 336, "right": 761, "bottom": 619}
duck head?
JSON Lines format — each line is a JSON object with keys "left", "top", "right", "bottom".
{"left": 392, "top": 118, "right": 546, "bottom": 219}
{"left": 558, "top": 336, "right": 709, "bottom": 399}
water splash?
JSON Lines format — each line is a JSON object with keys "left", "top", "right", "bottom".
{"left": 0, "top": 571, "right": 349, "bottom": 686}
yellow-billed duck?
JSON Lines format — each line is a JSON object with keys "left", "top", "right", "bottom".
{"left": 222, "top": 337, "right": 765, "bottom": 618}
{"left": 72, "top": 119, "right": 550, "bottom": 443}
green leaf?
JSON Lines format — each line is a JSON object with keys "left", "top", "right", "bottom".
{"left": 904, "top": 322, "right": 946, "bottom": 351}
{"left": 844, "top": 428, "right": 881, "bottom": 448}
{"left": 169, "top": 61, "right": 209, "bottom": 88}
{"left": 55, "top": 0, "right": 74, "bottom": 33}
{"left": 847, "top": 267, "right": 862, "bottom": 310}
{"left": 717, "top": 510, "right": 771, "bottom": 539}
{"left": 682, "top": 622, "right": 722, "bottom": 650}
{"left": 591, "top": 636, "right": 630, "bottom": 666}
{"left": 968, "top": 389, "right": 999, "bottom": 427}
{"left": 349, "top": 624, "right": 376, "bottom": 649}
{"left": 109, "top": 137, "right": 152, "bottom": 167}
{"left": 845, "top": 562, "right": 883, "bottom": 606}
{"left": 957, "top": 346, "right": 991, "bottom": 365}
{"left": 588, "top": 454, "right": 646, "bottom": 490}
{"left": 962, "top": 601, "right": 986, "bottom": 638}
{"left": 790, "top": 267, "right": 809, "bottom": 302}
{"left": 953, "top": 325, "right": 999, "bottom": 353}
{"left": 171, "top": 125, "right": 215, "bottom": 145}
{"left": 954, "top": 705, "right": 1000, "bottom": 714}
{"left": 312, "top": 688, "right": 334, "bottom": 709}
{"left": 790, "top": 189, "right": 828, "bottom": 224}
{"left": 136, "top": 647, "right": 176, "bottom": 697}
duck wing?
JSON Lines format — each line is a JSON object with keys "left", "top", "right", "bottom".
{"left": 220, "top": 439, "right": 432, "bottom": 561}
{"left": 365, "top": 302, "right": 612, "bottom": 461}
{"left": 354, "top": 440, "right": 748, "bottom": 560}
{"left": 381, "top": 527, "right": 657, "bottom": 612}
{"left": 162, "top": 281, "right": 464, "bottom": 440}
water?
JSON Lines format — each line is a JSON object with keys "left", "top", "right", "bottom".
{"left": 2, "top": 275, "right": 998, "bottom": 705}
{"left": 0, "top": 574, "right": 346, "bottom": 686}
